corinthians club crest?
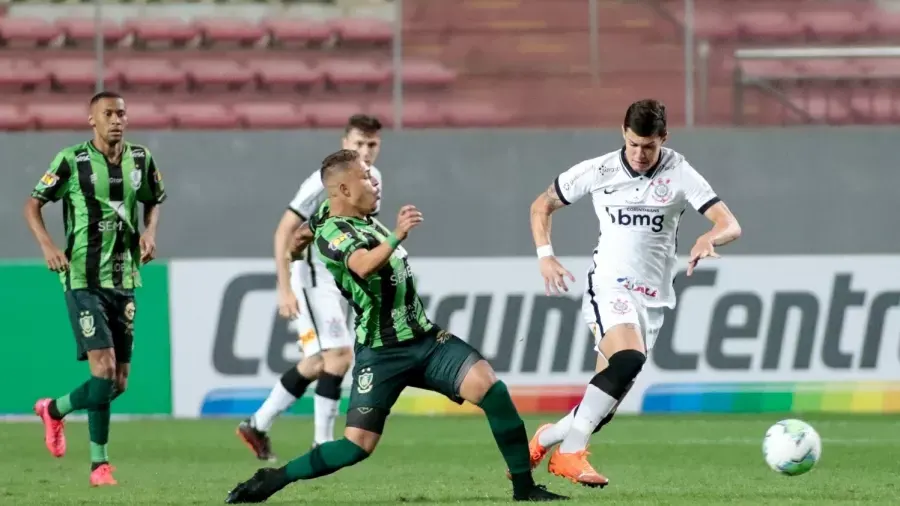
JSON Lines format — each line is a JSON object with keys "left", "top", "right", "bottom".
{"left": 357, "top": 367, "right": 374, "bottom": 394}
{"left": 650, "top": 178, "right": 672, "bottom": 203}
{"left": 79, "top": 310, "right": 96, "bottom": 338}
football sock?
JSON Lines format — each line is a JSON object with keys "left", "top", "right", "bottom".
{"left": 282, "top": 438, "right": 369, "bottom": 482}
{"left": 538, "top": 407, "right": 576, "bottom": 448}
{"left": 559, "top": 350, "right": 645, "bottom": 454}
{"left": 313, "top": 372, "right": 343, "bottom": 445}
{"left": 86, "top": 378, "right": 115, "bottom": 466}
{"left": 252, "top": 368, "right": 311, "bottom": 432}
{"left": 477, "top": 380, "right": 534, "bottom": 492}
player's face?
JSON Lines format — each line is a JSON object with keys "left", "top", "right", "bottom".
{"left": 342, "top": 128, "right": 381, "bottom": 165}
{"left": 344, "top": 162, "right": 380, "bottom": 214}
{"left": 89, "top": 98, "right": 127, "bottom": 144}
{"left": 622, "top": 127, "right": 666, "bottom": 173}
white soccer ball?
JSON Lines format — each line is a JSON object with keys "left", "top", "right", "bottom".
{"left": 762, "top": 419, "right": 822, "bottom": 476}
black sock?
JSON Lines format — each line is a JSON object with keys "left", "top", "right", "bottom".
{"left": 281, "top": 367, "right": 313, "bottom": 398}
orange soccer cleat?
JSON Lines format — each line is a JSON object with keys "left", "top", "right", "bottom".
{"left": 547, "top": 448, "right": 609, "bottom": 488}
{"left": 33, "top": 398, "right": 66, "bottom": 458}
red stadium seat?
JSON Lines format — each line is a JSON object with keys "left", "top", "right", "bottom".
{"left": 736, "top": 11, "right": 802, "bottom": 40}
{"left": 390, "top": 60, "right": 457, "bottom": 88}
{"left": 367, "top": 101, "right": 445, "bottom": 128}
{"left": 320, "top": 59, "right": 390, "bottom": 88}
{"left": 858, "top": 58, "right": 900, "bottom": 79}
{"left": 443, "top": 101, "right": 514, "bottom": 127}
{"left": 233, "top": 102, "right": 308, "bottom": 129}
{"left": 112, "top": 59, "right": 187, "bottom": 89}
{"left": 28, "top": 103, "right": 87, "bottom": 130}
{"left": 0, "top": 59, "right": 50, "bottom": 90}
{"left": 0, "top": 104, "right": 33, "bottom": 131}
{"left": 125, "top": 103, "right": 173, "bottom": 130}
{"left": 794, "top": 94, "right": 851, "bottom": 124}
{"left": 797, "top": 11, "right": 870, "bottom": 41}
{"left": 0, "top": 17, "right": 61, "bottom": 47}
{"left": 165, "top": 103, "right": 239, "bottom": 129}
{"left": 43, "top": 59, "right": 121, "bottom": 90}
{"left": 262, "top": 18, "right": 332, "bottom": 46}
{"left": 737, "top": 60, "right": 800, "bottom": 80}
{"left": 868, "top": 9, "right": 900, "bottom": 37}
{"left": 247, "top": 60, "right": 324, "bottom": 90}
{"left": 56, "top": 18, "right": 127, "bottom": 46}
{"left": 181, "top": 59, "right": 254, "bottom": 89}
{"left": 850, "top": 91, "right": 896, "bottom": 123}
{"left": 673, "top": 9, "right": 738, "bottom": 40}
{"left": 797, "top": 59, "right": 861, "bottom": 79}
{"left": 332, "top": 17, "right": 393, "bottom": 45}
{"left": 194, "top": 18, "right": 266, "bottom": 46}
{"left": 301, "top": 102, "right": 364, "bottom": 128}
{"left": 125, "top": 18, "right": 198, "bottom": 46}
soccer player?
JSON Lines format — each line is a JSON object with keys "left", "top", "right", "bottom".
{"left": 24, "top": 91, "right": 167, "bottom": 486}
{"left": 237, "top": 114, "right": 384, "bottom": 460}
{"left": 224, "top": 150, "right": 567, "bottom": 503}
{"left": 526, "top": 99, "right": 742, "bottom": 487}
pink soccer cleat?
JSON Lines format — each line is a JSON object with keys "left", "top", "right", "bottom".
{"left": 33, "top": 398, "right": 66, "bottom": 458}
{"left": 89, "top": 463, "right": 118, "bottom": 487}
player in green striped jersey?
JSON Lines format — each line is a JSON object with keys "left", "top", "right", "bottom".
{"left": 23, "top": 91, "right": 166, "bottom": 487}
{"left": 226, "top": 150, "right": 566, "bottom": 503}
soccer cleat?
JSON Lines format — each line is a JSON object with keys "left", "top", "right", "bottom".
{"left": 547, "top": 449, "right": 609, "bottom": 488}
{"left": 33, "top": 398, "right": 66, "bottom": 458}
{"left": 225, "top": 468, "right": 288, "bottom": 504}
{"left": 507, "top": 423, "right": 555, "bottom": 480}
{"left": 513, "top": 484, "right": 569, "bottom": 502}
{"left": 236, "top": 419, "right": 277, "bottom": 462}
{"left": 89, "top": 464, "right": 118, "bottom": 487}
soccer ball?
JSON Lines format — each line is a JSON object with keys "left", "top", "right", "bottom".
{"left": 762, "top": 419, "right": 822, "bottom": 476}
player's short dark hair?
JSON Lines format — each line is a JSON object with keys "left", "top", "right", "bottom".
{"left": 320, "top": 149, "right": 361, "bottom": 183}
{"left": 89, "top": 91, "right": 123, "bottom": 106}
{"left": 344, "top": 114, "right": 382, "bottom": 135}
{"left": 623, "top": 99, "right": 667, "bottom": 138}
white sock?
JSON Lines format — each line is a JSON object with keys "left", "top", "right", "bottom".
{"left": 538, "top": 408, "right": 577, "bottom": 448}
{"left": 558, "top": 384, "right": 617, "bottom": 454}
{"left": 313, "top": 395, "right": 339, "bottom": 445}
{"left": 251, "top": 382, "right": 296, "bottom": 433}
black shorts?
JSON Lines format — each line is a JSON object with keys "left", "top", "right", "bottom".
{"left": 65, "top": 288, "right": 136, "bottom": 363}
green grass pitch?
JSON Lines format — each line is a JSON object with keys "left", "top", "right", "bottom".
{"left": 1, "top": 414, "right": 896, "bottom": 505}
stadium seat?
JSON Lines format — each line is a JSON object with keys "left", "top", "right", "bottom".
{"left": 367, "top": 101, "right": 445, "bottom": 128}
{"left": 194, "top": 18, "right": 266, "bottom": 47}
{"left": 796, "top": 94, "right": 851, "bottom": 124}
{"left": 391, "top": 60, "right": 457, "bottom": 88}
{"left": 797, "top": 59, "right": 861, "bottom": 79}
{"left": 850, "top": 91, "right": 896, "bottom": 123}
{"left": 0, "top": 17, "right": 61, "bottom": 47}
{"left": 112, "top": 59, "right": 187, "bottom": 90}
{"left": 125, "top": 18, "right": 199, "bottom": 46}
{"left": 301, "top": 102, "right": 364, "bottom": 128}
{"left": 332, "top": 18, "right": 393, "bottom": 45}
{"left": 248, "top": 60, "right": 324, "bottom": 91}
{"left": 181, "top": 59, "right": 255, "bottom": 89}
{"left": 797, "top": 11, "right": 869, "bottom": 41}
{"left": 233, "top": 102, "right": 308, "bottom": 129}
{"left": 0, "top": 104, "right": 33, "bottom": 131}
{"left": 262, "top": 18, "right": 332, "bottom": 47}
{"left": 443, "top": 101, "right": 513, "bottom": 127}
{"left": 125, "top": 103, "right": 173, "bottom": 130}
{"left": 736, "top": 11, "right": 802, "bottom": 40}
{"left": 868, "top": 9, "right": 900, "bottom": 37}
{"left": 0, "top": 59, "right": 50, "bottom": 90}
{"left": 165, "top": 103, "right": 239, "bottom": 129}
{"left": 320, "top": 59, "right": 391, "bottom": 89}
{"left": 56, "top": 18, "right": 128, "bottom": 46}
{"left": 737, "top": 60, "right": 799, "bottom": 80}
{"left": 858, "top": 58, "right": 900, "bottom": 79}
{"left": 43, "top": 59, "right": 122, "bottom": 91}
{"left": 28, "top": 103, "right": 87, "bottom": 130}
{"left": 672, "top": 10, "right": 738, "bottom": 41}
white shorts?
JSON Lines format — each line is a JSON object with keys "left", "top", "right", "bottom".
{"left": 581, "top": 281, "right": 665, "bottom": 356}
{"left": 289, "top": 268, "right": 354, "bottom": 356}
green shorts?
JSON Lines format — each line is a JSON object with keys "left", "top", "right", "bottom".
{"left": 348, "top": 328, "right": 483, "bottom": 413}
{"left": 65, "top": 288, "right": 136, "bottom": 363}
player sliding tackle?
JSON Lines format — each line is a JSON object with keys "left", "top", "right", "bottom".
{"left": 226, "top": 149, "right": 566, "bottom": 503}
{"left": 526, "top": 99, "right": 742, "bottom": 487}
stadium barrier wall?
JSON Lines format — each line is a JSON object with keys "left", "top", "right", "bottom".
{"left": 0, "top": 261, "right": 172, "bottom": 416}
{"left": 168, "top": 255, "right": 900, "bottom": 419}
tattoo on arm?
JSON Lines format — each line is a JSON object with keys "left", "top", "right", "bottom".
{"left": 543, "top": 184, "right": 566, "bottom": 211}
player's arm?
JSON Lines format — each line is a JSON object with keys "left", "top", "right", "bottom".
{"left": 274, "top": 210, "right": 305, "bottom": 294}
{"left": 683, "top": 162, "right": 742, "bottom": 275}
{"left": 138, "top": 151, "right": 167, "bottom": 264}
{"left": 346, "top": 205, "right": 421, "bottom": 279}
{"left": 698, "top": 201, "right": 741, "bottom": 247}
{"left": 24, "top": 152, "right": 72, "bottom": 272}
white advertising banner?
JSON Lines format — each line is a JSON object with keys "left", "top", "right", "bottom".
{"left": 170, "top": 256, "right": 900, "bottom": 418}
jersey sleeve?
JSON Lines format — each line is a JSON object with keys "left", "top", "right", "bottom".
{"left": 136, "top": 147, "right": 167, "bottom": 204}
{"left": 307, "top": 200, "right": 331, "bottom": 234}
{"left": 31, "top": 151, "right": 73, "bottom": 203}
{"left": 681, "top": 161, "right": 720, "bottom": 214}
{"left": 553, "top": 158, "right": 598, "bottom": 206}
{"left": 314, "top": 220, "right": 368, "bottom": 269}
{"left": 288, "top": 172, "right": 325, "bottom": 220}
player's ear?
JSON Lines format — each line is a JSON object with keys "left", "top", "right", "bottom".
{"left": 88, "top": 114, "right": 95, "bottom": 128}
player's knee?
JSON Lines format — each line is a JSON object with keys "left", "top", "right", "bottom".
{"left": 343, "top": 427, "right": 379, "bottom": 456}
{"left": 458, "top": 359, "right": 498, "bottom": 405}
{"left": 589, "top": 349, "right": 645, "bottom": 398}
{"left": 87, "top": 349, "right": 117, "bottom": 379}
{"left": 321, "top": 347, "right": 353, "bottom": 376}
{"left": 297, "top": 354, "right": 324, "bottom": 379}
{"left": 314, "top": 371, "right": 343, "bottom": 400}
{"left": 345, "top": 406, "right": 388, "bottom": 443}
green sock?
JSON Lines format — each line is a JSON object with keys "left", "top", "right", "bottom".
{"left": 54, "top": 379, "right": 93, "bottom": 417}
{"left": 283, "top": 438, "right": 369, "bottom": 482}
{"left": 477, "top": 381, "right": 532, "bottom": 477}
{"left": 90, "top": 442, "right": 108, "bottom": 464}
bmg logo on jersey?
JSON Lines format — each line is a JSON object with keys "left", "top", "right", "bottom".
{"left": 607, "top": 208, "right": 665, "bottom": 232}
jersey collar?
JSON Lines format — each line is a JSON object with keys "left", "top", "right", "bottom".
{"left": 619, "top": 146, "right": 663, "bottom": 179}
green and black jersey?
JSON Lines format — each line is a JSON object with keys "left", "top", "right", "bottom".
{"left": 31, "top": 140, "right": 167, "bottom": 291}
{"left": 311, "top": 202, "right": 433, "bottom": 348}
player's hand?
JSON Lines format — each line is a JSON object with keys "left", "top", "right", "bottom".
{"left": 539, "top": 256, "right": 575, "bottom": 295}
{"left": 277, "top": 289, "right": 300, "bottom": 320}
{"left": 41, "top": 244, "right": 68, "bottom": 272}
{"left": 687, "top": 236, "right": 719, "bottom": 276}
{"left": 139, "top": 233, "right": 157, "bottom": 264}
{"left": 394, "top": 205, "right": 423, "bottom": 241}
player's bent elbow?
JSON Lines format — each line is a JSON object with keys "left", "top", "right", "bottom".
{"left": 529, "top": 195, "right": 552, "bottom": 218}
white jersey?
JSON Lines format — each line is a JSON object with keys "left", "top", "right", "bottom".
{"left": 287, "top": 165, "right": 383, "bottom": 288}
{"left": 555, "top": 147, "right": 719, "bottom": 309}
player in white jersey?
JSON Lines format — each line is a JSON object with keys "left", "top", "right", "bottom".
{"left": 237, "top": 115, "right": 385, "bottom": 461}
{"left": 525, "top": 100, "right": 742, "bottom": 487}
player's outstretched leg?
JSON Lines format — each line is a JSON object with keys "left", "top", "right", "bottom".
{"left": 312, "top": 347, "right": 353, "bottom": 447}
{"left": 238, "top": 361, "right": 319, "bottom": 461}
